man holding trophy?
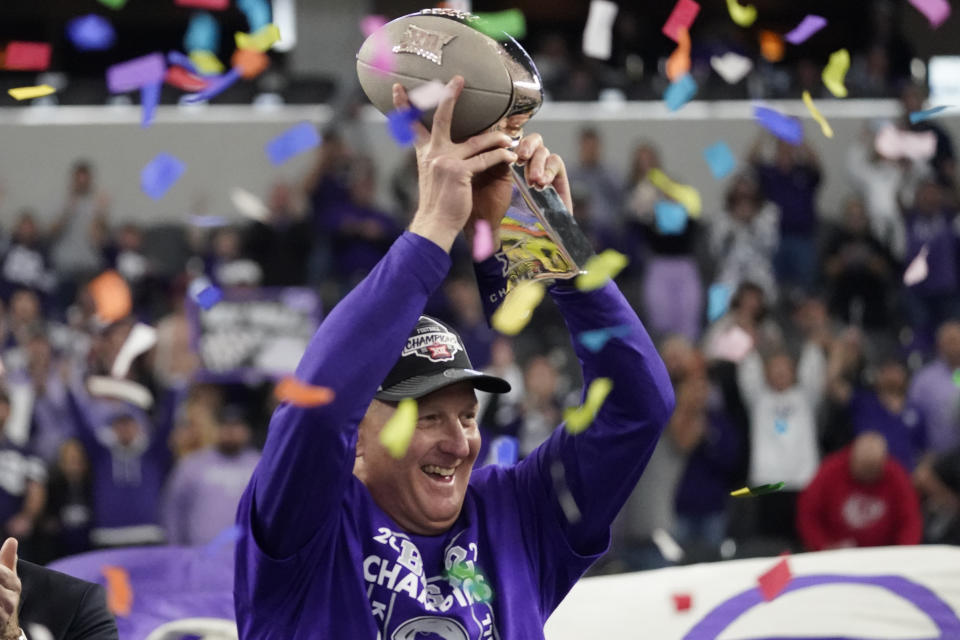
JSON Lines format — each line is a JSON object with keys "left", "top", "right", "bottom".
{"left": 233, "top": 9, "right": 674, "bottom": 638}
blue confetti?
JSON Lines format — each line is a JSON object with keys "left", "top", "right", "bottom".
{"left": 578, "top": 325, "right": 632, "bottom": 353}
{"left": 703, "top": 141, "right": 737, "bottom": 179}
{"left": 201, "top": 524, "right": 243, "bottom": 557}
{"left": 183, "top": 67, "right": 241, "bottom": 103}
{"left": 183, "top": 11, "right": 220, "bottom": 55}
{"left": 754, "top": 106, "right": 803, "bottom": 145}
{"left": 654, "top": 200, "right": 689, "bottom": 235}
{"left": 167, "top": 50, "right": 199, "bottom": 74}
{"left": 237, "top": 0, "right": 272, "bottom": 31}
{"left": 265, "top": 122, "right": 321, "bottom": 166}
{"left": 664, "top": 73, "right": 697, "bottom": 112}
{"left": 140, "top": 153, "right": 186, "bottom": 200}
{"left": 492, "top": 436, "right": 519, "bottom": 466}
{"left": 387, "top": 107, "right": 422, "bottom": 147}
{"left": 909, "top": 105, "right": 950, "bottom": 124}
{"left": 774, "top": 418, "right": 788, "bottom": 434}
{"left": 189, "top": 279, "right": 223, "bottom": 310}
{"left": 66, "top": 14, "right": 116, "bottom": 52}
{"left": 707, "top": 283, "right": 732, "bottom": 323}
{"left": 140, "top": 81, "right": 161, "bottom": 129}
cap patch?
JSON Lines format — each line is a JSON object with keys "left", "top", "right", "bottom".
{"left": 402, "top": 323, "right": 462, "bottom": 363}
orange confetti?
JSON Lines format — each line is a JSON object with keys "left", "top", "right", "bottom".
{"left": 759, "top": 30, "right": 785, "bottom": 62}
{"left": 88, "top": 270, "right": 132, "bottom": 324}
{"left": 666, "top": 27, "right": 691, "bottom": 81}
{"left": 101, "top": 565, "right": 133, "bottom": 617}
{"left": 231, "top": 48, "right": 270, "bottom": 80}
{"left": 274, "top": 376, "right": 336, "bottom": 408}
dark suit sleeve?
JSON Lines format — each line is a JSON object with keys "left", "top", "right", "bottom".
{"left": 66, "top": 584, "right": 118, "bottom": 640}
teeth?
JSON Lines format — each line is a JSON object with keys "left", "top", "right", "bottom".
{"left": 422, "top": 465, "right": 456, "bottom": 477}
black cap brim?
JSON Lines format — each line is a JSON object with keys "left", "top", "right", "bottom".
{"left": 375, "top": 368, "right": 511, "bottom": 401}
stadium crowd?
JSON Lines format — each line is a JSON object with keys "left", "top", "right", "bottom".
{"left": 0, "top": 82, "right": 958, "bottom": 575}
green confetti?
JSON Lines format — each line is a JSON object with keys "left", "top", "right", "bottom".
{"left": 472, "top": 9, "right": 527, "bottom": 41}
{"left": 953, "top": 368, "right": 960, "bottom": 388}
{"left": 730, "top": 481, "right": 786, "bottom": 497}
{"left": 379, "top": 398, "right": 418, "bottom": 459}
{"left": 97, "top": 0, "right": 128, "bottom": 9}
{"left": 445, "top": 562, "right": 494, "bottom": 603}
{"left": 564, "top": 378, "right": 613, "bottom": 434}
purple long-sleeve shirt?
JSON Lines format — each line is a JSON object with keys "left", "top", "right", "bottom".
{"left": 233, "top": 232, "right": 674, "bottom": 639}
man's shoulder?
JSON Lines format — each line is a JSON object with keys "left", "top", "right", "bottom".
{"left": 18, "top": 559, "right": 98, "bottom": 601}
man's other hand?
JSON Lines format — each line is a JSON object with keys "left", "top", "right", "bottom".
{"left": 0, "top": 538, "right": 21, "bottom": 640}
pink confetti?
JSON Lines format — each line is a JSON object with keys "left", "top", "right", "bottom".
{"left": 904, "top": 245, "right": 930, "bottom": 286}
{"left": 874, "top": 125, "right": 937, "bottom": 161}
{"left": 360, "top": 15, "right": 393, "bottom": 74}
{"left": 472, "top": 219, "right": 496, "bottom": 261}
{"left": 908, "top": 0, "right": 951, "bottom": 28}
{"left": 711, "top": 325, "right": 754, "bottom": 362}
{"left": 757, "top": 558, "right": 792, "bottom": 601}
{"left": 662, "top": 0, "right": 701, "bottom": 43}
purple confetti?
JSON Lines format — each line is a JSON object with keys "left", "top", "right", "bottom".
{"left": 908, "top": 0, "right": 951, "bottom": 28}
{"left": 264, "top": 122, "right": 321, "bottom": 166}
{"left": 140, "top": 81, "right": 161, "bottom": 129}
{"left": 753, "top": 105, "right": 803, "bottom": 145}
{"left": 387, "top": 107, "right": 422, "bottom": 146}
{"left": 140, "top": 153, "right": 186, "bottom": 200}
{"left": 66, "top": 14, "right": 116, "bottom": 52}
{"left": 107, "top": 52, "right": 166, "bottom": 93}
{"left": 784, "top": 15, "right": 827, "bottom": 45}
{"left": 183, "top": 67, "right": 241, "bottom": 103}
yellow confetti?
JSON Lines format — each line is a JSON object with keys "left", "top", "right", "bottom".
{"left": 802, "top": 91, "right": 834, "bottom": 138}
{"left": 647, "top": 168, "right": 702, "bottom": 217}
{"left": 564, "top": 377, "right": 613, "bottom": 434}
{"left": 379, "top": 397, "right": 418, "bottom": 459}
{"left": 730, "top": 487, "right": 751, "bottom": 497}
{"left": 235, "top": 23, "right": 281, "bottom": 53}
{"left": 189, "top": 49, "right": 225, "bottom": 75}
{"left": 491, "top": 280, "right": 545, "bottom": 335}
{"left": 575, "top": 250, "right": 629, "bottom": 291}
{"left": 8, "top": 84, "right": 55, "bottom": 101}
{"left": 725, "top": 0, "right": 757, "bottom": 27}
{"left": 822, "top": 48, "right": 849, "bottom": 99}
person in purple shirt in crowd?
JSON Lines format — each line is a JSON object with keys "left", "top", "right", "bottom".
{"left": 233, "top": 77, "right": 674, "bottom": 639}
{"left": 0, "top": 211, "right": 56, "bottom": 309}
{"left": 908, "top": 320, "right": 960, "bottom": 455}
{"left": 162, "top": 405, "right": 260, "bottom": 546}
{"left": 902, "top": 180, "right": 960, "bottom": 353}
{"left": 749, "top": 132, "right": 822, "bottom": 292}
{"left": 0, "top": 389, "right": 47, "bottom": 548}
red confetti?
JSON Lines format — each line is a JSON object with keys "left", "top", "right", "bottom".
{"left": 757, "top": 557, "right": 792, "bottom": 601}
{"left": 164, "top": 66, "right": 210, "bottom": 92}
{"left": 174, "top": 0, "right": 229, "bottom": 9}
{"left": 662, "top": 0, "right": 700, "bottom": 43}
{"left": 672, "top": 593, "right": 692, "bottom": 612}
{"left": 4, "top": 41, "right": 52, "bottom": 71}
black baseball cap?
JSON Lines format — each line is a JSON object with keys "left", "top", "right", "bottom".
{"left": 375, "top": 316, "right": 511, "bottom": 401}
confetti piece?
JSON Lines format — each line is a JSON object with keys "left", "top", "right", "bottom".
{"left": 759, "top": 30, "right": 785, "bottom": 63}
{"left": 673, "top": 593, "right": 692, "bottom": 612}
{"left": 582, "top": 0, "right": 618, "bottom": 60}
{"left": 753, "top": 105, "right": 803, "bottom": 145}
{"left": 107, "top": 53, "right": 166, "bottom": 93}
{"left": 407, "top": 80, "right": 448, "bottom": 111}
{"left": 952, "top": 368, "right": 960, "bottom": 387}
{"left": 730, "top": 481, "right": 785, "bottom": 497}
{"left": 910, "top": 105, "right": 950, "bottom": 124}
{"left": 87, "top": 376, "right": 153, "bottom": 410}
{"left": 184, "top": 11, "right": 220, "bottom": 54}
{"left": 360, "top": 15, "right": 393, "bottom": 74}
{"left": 140, "top": 82, "right": 161, "bottom": 128}
{"left": 666, "top": 28, "right": 691, "bottom": 82}
{"left": 564, "top": 377, "right": 613, "bottom": 434}
{"left": 725, "top": 0, "right": 757, "bottom": 27}
{"left": 101, "top": 566, "right": 133, "bottom": 617}
{"left": 183, "top": 67, "right": 241, "bottom": 102}
{"left": 167, "top": 50, "right": 199, "bottom": 74}
{"left": 655, "top": 201, "right": 689, "bottom": 234}
{"left": 473, "top": 9, "right": 527, "bottom": 41}
{"left": 66, "top": 14, "right": 117, "bottom": 52}
{"left": 757, "top": 557, "right": 792, "bottom": 601}
{"left": 492, "top": 280, "right": 545, "bottom": 335}
{"left": 703, "top": 141, "right": 737, "bottom": 179}
{"left": 904, "top": 245, "right": 930, "bottom": 286}
{"left": 140, "top": 153, "right": 186, "bottom": 201}
{"left": 111, "top": 323, "right": 158, "bottom": 378}
{"left": 235, "top": 23, "right": 280, "bottom": 52}
{"left": 164, "top": 65, "right": 210, "bottom": 91}
{"left": 785, "top": 15, "right": 827, "bottom": 45}
{"left": 472, "top": 219, "right": 496, "bottom": 261}
{"left": 652, "top": 527, "right": 685, "bottom": 562}
{"left": 576, "top": 250, "right": 628, "bottom": 291}
{"left": 802, "top": 91, "right": 834, "bottom": 139}
{"left": 189, "top": 49, "right": 225, "bottom": 75}
{"left": 710, "top": 52, "right": 753, "bottom": 84}
{"left": 380, "top": 397, "right": 418, "bottom": 459}
{"left": 4, "top": 42, "right": 52, "bottom": 72}
{"left": 201, "top": 524, "right": 243, "bottom": 558}
{"left": 492, "top": 435, "right": 519, "bottom": 466}
{"left": 265, "top": 122, "right": 321, "bottom": 165}
{"left": 230, "top": 187, "right": 269, "bottom": 221}
{"left": 822, "top": 49, "right": 850, "bottom": 98}
{"left": 387, "top": 107, "right": 422, "bottom": 147}
{"left": 175, "top": 0, "right": 229, "bottom": 8}
{"left": 908, "top": 0, "right": 951, "bottom": 28}
{"left": 647, "top": 169, "right": 702, "bottom": 217}
{"left": 238, "top": 0, "right": 272, "bottom": 31}
{"left": 874, "top": 125, "right": 937, "bottom": 161}
{"left": 88, "top": 271, "right": 132, "bottom": 324}
{"left": 188, "top": 215, "right": 229, "bottom": 227}
{"left": 188, "top": 277, "right": 223, "bottom": 309}
{"left": 664, "top": 73, "right": 697, "bottom": 111}
{"left": 232, "top": 48, "right": 270, "bottom": 79}
{"left": 578, "top": 325, "right": 632, "bottom": 353}
{"left": 707, "top": 282, "right": 731, "bottom": 322}
{"left": 8, "top": 85, "right": 56, "bottom": 101}
{"left": 662, "top": 0, "right": 701, "bottom": 43}
{"left": 97, "top": 0, "right": 128, "bottom": 8}
{"left": 711, "top": 325, "right": 754, "bottom": 362}
{"left": 273, "top": 376, "right": 336, "bottom": 408}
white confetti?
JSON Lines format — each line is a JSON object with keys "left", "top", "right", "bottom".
{"left": 111, "top": 323, "right": 158, "bottom": 379}
{"left": 710, "top": 52, "right": 753, "bottom": 84}
{"left": 407, "top": 80, "right": 448, "bottom": 111}
{"left": 230, "top": 187, "right": 269, "bottom": 221}
{"left": 874, "top": 125, "right": 937, "bottom": 162}
{"left": 582, "top": 0, "right": 619, "bottom": 60}
{"left": 903, "top": 245, "right": 929, "bottom": 286}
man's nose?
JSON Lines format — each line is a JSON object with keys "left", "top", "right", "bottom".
{"left": 437, "top": 418, "right": 471, "bottom": 458}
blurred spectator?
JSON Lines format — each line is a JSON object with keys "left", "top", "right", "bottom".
{"left": 104, "top": 223, "right": 154, "bottom": 317}
{"left": 913, "top": 444, "right": 960, "bottom": 544}
{"left": 244, "top": 182, "right": 312, "bottom": 287}
{"left": 476, "top": 337, "right": 525, "bottom": 452}
{"left": 207, "top": 226, "right": 262, "bottom": 288}
{"left": 24, "top": 332, "right": 72, "bottom": 463}
{"left": 531, "top": 33, "right": 572, "bottom": 100}
{"left": 304, "top": 130, "right": 355, "bottom": 285}
{"left": 821, "top": 196, "right": 899, "bottom": 329}
{"left": 37, "top": 439, "right": 93, "bottom": 561}
{"left": 907, "top": 320, "right": 960, "bottom": 454}
{"left": 749, "top": 134, "right": 822, "bottom": 292}
{"left": 568, "top": 128, "right": 623, "bottom": 238}
{"left": 0, "top": 210, "right": 55, "bottom": 306}
{"left": 168, "top": 385, "right": 221, "bottom": 460}
{"left": 152, "top": 282, "right": 200, "bottom": 392}
{"left": 901, "top": 84, "right": 957, "bottom": 192}
{"left": 162, "top": 406, "right": 259, "bottom": 546}
{"left": 518, "top": 355, "right": 564, "bottom": 457}
{"left": 442, "top": 276, "right": 494, "bottom": 371}
{"left": 708, "top": 174, "right": 780, "bottom": 303}
{"left": 702, "top": 281, "right": 784, "bottom": 363}
{"left": 797, "top": 432, "right": 922, "bottom": 550}
{"left": 0, "top": 388, "right": 47, "bottom": 547}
